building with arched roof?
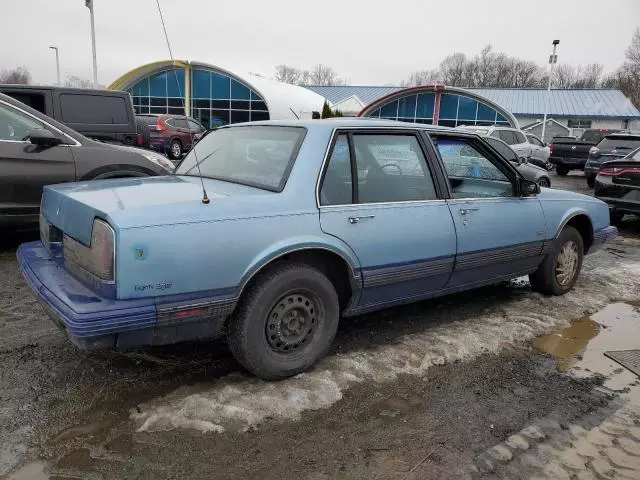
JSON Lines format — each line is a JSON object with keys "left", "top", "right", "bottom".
{"left": 108, "top": 60, "right": 325, "bottom": 128}
{"left": 356, "top": 85, "right": 519, "bottom": 128}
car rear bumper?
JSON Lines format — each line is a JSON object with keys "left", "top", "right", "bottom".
{"left": 17, "top": 241, "right": 235, "bottom": 350}
{"left": 550, "top": 156, "right": 586, "bottom": 168}
{"left": 596, "top": 197, "right": 640, "bottom": 214}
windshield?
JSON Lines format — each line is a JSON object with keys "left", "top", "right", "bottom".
{"left": 176, "top": 126, "right": 305, "bottom": 192}
{"left": 597, "top": 136, "right": 640, "bottom": 151}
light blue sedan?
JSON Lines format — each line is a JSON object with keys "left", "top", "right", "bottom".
{"left": 18, "top": 119, "right": 617, "bottom": 379}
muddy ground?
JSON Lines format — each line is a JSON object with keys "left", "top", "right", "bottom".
{"left": 2, "top": 172, "right": 640, "bottom": 479}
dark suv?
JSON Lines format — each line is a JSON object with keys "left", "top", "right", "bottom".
{"left": 137, "top": 114, "right": 206, "bottom": 160}
{"left": 584, "top": 133, "right": 640, "bottom": 187}
{"left": 0, "top": 92, "right": 174, "bottom": 227}
{"left": 0, "top": 84, "right": 139, "bottom": 146}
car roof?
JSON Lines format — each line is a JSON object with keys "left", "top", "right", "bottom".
{"left": 224, "top": 118, "right": 462, "bottom": 133}
{"left": 0, "top": 84, "right": 129, "bottom": 96}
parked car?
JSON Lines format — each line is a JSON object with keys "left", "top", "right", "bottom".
{"left": 482, "top": 136, "right": 551, "bottom": 187}
{"left": 458, "top": 125, "right": 532, "bottom": 160}
{"left": 0, "top": 84, "right": 139, "bottom": 146}
{"left": 525, "top": 133, "right": 553, "bottom": 170}
{"left": 594, "top": 147, "right": 640, "bottom": 224}
{"left": 584, "top": 133, "right": 640, "bottom": 187}
{"left": 136, "top": 114, "right": 206, "bottom": 160}
{"left": 18, "top": 119, "right": 616, "bottom": 380}
{"left": 0, "top": 92, "right": 174, "bottom": 227}
{"left": 549, "top": 129, "right": 620, "bottom": 176}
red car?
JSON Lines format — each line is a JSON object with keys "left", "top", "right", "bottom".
{"left": 137, "top": 114, "right": 206, "bottom": 160}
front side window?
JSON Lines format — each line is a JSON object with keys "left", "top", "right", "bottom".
{"left": 497, "top": 130, "right": 517, "bottom": 145}
{"left": 0, "top": 101, "right": 45, "bottom": 141}
{"left": 435, "top": 137, "right": 513, "bottom": 199}
{"left": 176, "top": 126, "right": 305, "bottom": 192}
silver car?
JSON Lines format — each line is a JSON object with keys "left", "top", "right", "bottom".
{"left": 525, "top": 133, "right": 553, "bottom": 170}
{"left": 458, "top": 125, "right": 532, "bottom": 160}
{"left": 483, "top": 136, "right": 551, "bottom": 188}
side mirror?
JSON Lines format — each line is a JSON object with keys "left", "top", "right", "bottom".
{"left": 520, "top": 178, "right": 540, "bottom": 196}
{"left": 28, "top": 129, "right": 63, "bottom": 147}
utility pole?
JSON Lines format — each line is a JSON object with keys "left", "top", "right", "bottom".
{"left": 49, "top": 46, "right": 60, "bottom": 85}
{"left": 541, "top": 40, "right": 560, "bottom": 143}
{"left": 85, "top": 0, "right": 98, "bottom": 86}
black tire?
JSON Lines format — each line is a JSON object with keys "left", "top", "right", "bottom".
{"left": 610, "top": 210, "right": 625, "bottom": 226}
{"left": 529, "top": 226, "right": 584, "bottom": 296}
{"left": 228, "top": 262, "right": 340, "bottom": 380}
{"left": 586, "top": 176, "right": 595, "bottom": 188}
{"left": 537, "top": 177, "right": 551, "bottom": 188}
{"left": 168, "top": 139, "right": 183, "bottom": 160}
{"left": 135, "top": 117, "right": 151, "bottom": 149}
{"left": 556, "top": 165, "right": 569, "bottom": 176}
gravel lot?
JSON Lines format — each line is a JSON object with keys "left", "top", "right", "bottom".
{"left": 2, "top": 171, "right": 640, "bottom": 479}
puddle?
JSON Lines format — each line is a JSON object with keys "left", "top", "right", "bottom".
{"left": 533, "top": 315, "right": 600, "bottom": 371}
{"left": 535, "top": 302, "right": 640, "bottom": 402}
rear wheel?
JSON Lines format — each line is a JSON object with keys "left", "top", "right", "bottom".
{"left": 169, "top": 139, "right": 183, "bottom": 160}
{"left": 586, "top": 175, "right": 595, "bottom": 188}
{"left": 556, "top": 165, "right": 569, "bottom": 176}
{"left": 228, "top": 262, "right": 340, "bottom": 380}
{"left": 530, "top": 226, "right": 583, "bottom": 295}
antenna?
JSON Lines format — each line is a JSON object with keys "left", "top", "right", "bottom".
{"left": 155, "top": 0, "right": 209, "bottom": 204}
{"left": 289, "top": 107, "right": 300, "bottom": 120}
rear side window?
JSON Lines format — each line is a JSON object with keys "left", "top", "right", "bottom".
{"left": 497, "top": 130, "right": 517, "bottom": 145}
{"left": 170, "top": 118, "right": 189, "bottom": 128}
{"left": 527, "top": 135, "right": 544, "bottom": 147}
{"left": 60, "top": 94, "right": 129, "bottom": 125}
{"left": 320, "top": 134, "right": 352, "bottom": 206}
{"left": 4, "top": 92, "right": 46, "bottom": 114}
{"left": 512, "top": 130, "right": 527, "bottom": 144}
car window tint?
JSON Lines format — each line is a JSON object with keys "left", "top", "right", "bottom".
{"left": 320, "top": 134, "right": 352, "bottom": 206}
{"left": 0, "top": 102, "right": 45, "bottom": 141}
{"left": 435, "top": 137, "right": 513, "bottom": 199}
{"left": 513, "top": 131, "right": 527, "bottom": 144}
{"left": 59, "top": 94, "right": 128, "bottom": 125}
{"left": 352, "top": 134, "right": 437, "bottom": 203}
{"left": 188, "top": 119, "right": 203, "bottom": 131}
{"left": 498, "top": 130, "right": 516, "bottom": 145}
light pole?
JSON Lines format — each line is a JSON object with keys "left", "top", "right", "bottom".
{"left": 85, "top": 0, "right": 98, "bottom": 86}
{"left": 541, "top": 39, "right": 559, "bottom": 143}
{"left": 49, "top": 46, "right": 60, "bottom": 86}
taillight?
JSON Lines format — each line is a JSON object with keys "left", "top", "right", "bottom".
{"left": 137, "top": 133, "right": 143, "bottom": 146}
{"left": 599, "top": 166, "right": 640, "bottom": 176}
{"left": 63, "top": 219, "right": 115, "bottom": 282}
{"left": 549, "top": 143, "right": 554, "bottom": 154}
{"left": 589, "top": 146, "right": 600, "bottom": 157}
{"left": 155, "top": 118, "right": 168, "bottom": 132}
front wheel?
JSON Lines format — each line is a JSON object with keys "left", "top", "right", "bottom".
{"left": 529, "top": 226, "right": 583, "bottom": 295}
{"left": 168, "top": 139, "right": 183, "bottom": 160}
{"left": 228, "top": 262, "right": 340, "bottom": 380}
{"left": 556, "top": 165, "right": 569, "bottom": 176}
{"left": 537, "top": 177, "right": 551, "bottom": 188}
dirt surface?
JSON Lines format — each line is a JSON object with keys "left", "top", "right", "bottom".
{"left": 2, "top": 171, "right": 640, "bottom": 479}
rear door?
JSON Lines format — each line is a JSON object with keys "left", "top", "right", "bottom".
{"left": 432, "top": 134, "right": 546, "bottom": 287}
{"left": 319, "top": 129, "right": 456, "bottom": 310}
{"left": 0, "top": 98, "right": 75, "bottom": 224}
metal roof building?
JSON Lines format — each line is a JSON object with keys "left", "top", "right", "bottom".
{"left": 305, "top": 85, "right": 640, "bottom": 141}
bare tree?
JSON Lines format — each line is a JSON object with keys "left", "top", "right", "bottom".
{"left": 64, "top": 75, "right": 94, "bottom": 88}
{"left": 603, "top": 28, "right": 640, "bottom": 107}
{"left": 552, "top": 64, "right": 603, "bottom": 88}
{"left": 274, "top": 64, "right": 347, "bottom": 86}
{"left": 274, "top": 64, "right": 303, "bottom": 85}
{"left": 0, "top": 66, "right": 31, "bottom": 84}
{"left": 399, "top": 69, "right": 441, "bottom": 87}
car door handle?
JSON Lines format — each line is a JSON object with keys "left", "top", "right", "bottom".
{"left": 348, "top": 215, "right": 375, "bottom": 224}
{"left": 459, "top": 208, "right": 479, "bottom": 215}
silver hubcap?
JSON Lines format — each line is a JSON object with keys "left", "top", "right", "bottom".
{"left": 556, "top": 240, "right": 579, "bottom": 286}
{"left": 171, "top": 142, "right": 181, "bottom": 157}
{"left": 538, "top": 178, "right": 549, "bottom": 188}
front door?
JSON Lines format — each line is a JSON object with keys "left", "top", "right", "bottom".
{"left": 432, "top": 135, "right": 546, "bottom": 287}
{"left": 319, "top": 131, "right": 456, "bottom": 311}
{"left": 0, "top": 99, "right": 75, "bottom": 224}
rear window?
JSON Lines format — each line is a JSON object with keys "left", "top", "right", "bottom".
{"left": 176, "top": 126, "right": 306, "bottom": 192}
{"left": 581, "top": 130, "right": 616, "bottom": 143}
{"left": 597, "top": 136, "right": 640, "bottom": 151}
{"left": 137, "top": 115, "right": 158, "bottom": 125}
{"left": 60, "top": 94, "right": 129, "bottom": 125}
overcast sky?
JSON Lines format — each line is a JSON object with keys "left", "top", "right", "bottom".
{"left": 2, "top": 0, "right": 639, "bottom": 87}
